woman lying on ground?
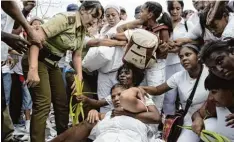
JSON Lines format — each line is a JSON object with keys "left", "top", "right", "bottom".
{"left": 87, "top": 84, "right": 161, "bottom": 142}
{"left": 191, "top": 72, "right": 234, "bottom": 141}
{"left": 51, "top": 63, "right": 161, "bottom": 142}
{"left": 138, "top": 44, "right": 210, "bottom": 142}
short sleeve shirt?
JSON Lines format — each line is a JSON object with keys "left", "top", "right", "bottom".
{"left": 166, "top": 18, "right": 191, "bottom": 65}
{"left": 41, "top": 12, "right": 86, "bottom": 57}
{"left": 167, "top": 65, "right": 209, "bottom": 115}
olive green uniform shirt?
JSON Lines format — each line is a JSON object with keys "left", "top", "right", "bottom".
{"left": 41, "top": 11, "right": 86, "bottom": 57}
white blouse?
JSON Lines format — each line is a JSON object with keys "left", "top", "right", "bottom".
{"left": 166, "top": 65, "right": 209, "bottom": 124}
{"left": 186, "top": 12, "right": 234, "bottom": 42}
{"left": 166, "top": 18, "right": 191, "bottom": 66}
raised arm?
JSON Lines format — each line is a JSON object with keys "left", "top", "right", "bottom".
{"left": 116, "top": 19, "right": 144, "bottom": 33}
{"left": 86, "top": 38, "right": 127, "bottom": 48}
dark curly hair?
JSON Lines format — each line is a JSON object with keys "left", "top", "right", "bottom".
{"left": 143, "top": 1, "right": 173, "bottom": 33}
{"left": 200, "top": 38, "right": 234, "bottom": 63}
{"left": 205, "top": 72, "right": 234, "bottom": 91}
{"left": 116, "top": 63, "right": 145, "bottom": 87}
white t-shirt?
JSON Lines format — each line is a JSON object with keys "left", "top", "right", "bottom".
{"left": 99, "top": 20, "right": 127, "bottom": 73}
{"left": 222, "top": 12, "right": 234, "bottom": 39}
{"left": 10, "top": 55, "right": 23, "bottom": 75}
{"left": 215, "top": 107, "right": 234, "bottom": 141}
{"left": 167, "top": 65, "right": 209, "bottom": 124}
{"left": 1, "top": 9, "right": 15, "bottom": 62}
{"left": 186, "top": 12, "right": 219, "bottom": 43}
{"left": 186, "top": 12, "right": 234, "bottom": 42}
{"left": 166, "top": 18, "right": 192, "bottom": 66}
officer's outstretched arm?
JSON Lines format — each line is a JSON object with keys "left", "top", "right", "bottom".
{"left": 72, "top": 50, "right": 83, "bottom": 81}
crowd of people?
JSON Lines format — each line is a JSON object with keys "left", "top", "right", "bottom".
{"left": 1, "top": 0, "right": 234, "bottom": 142}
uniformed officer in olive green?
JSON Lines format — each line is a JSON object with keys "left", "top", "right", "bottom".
{"left": 21, "top": 1, "right": 104, "bottom": 141}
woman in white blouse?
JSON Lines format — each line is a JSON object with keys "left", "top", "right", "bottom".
{"left": 97, "top": 4, "right": 128, "bottom": 113}
{"left": 140, "top": 44, "right": 210, "bottom": 142}
{"left": 164, "top": 0, "right": 192, "bottom": 115}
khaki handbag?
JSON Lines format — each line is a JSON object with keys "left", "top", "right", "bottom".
{"left": 123, "top": 29, "right": 159, "bottom": 69}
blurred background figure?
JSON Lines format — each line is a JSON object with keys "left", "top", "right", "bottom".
{"left": 182, "top": 9, "right": 194, "bottom": 20}
{"left": 120, "top": 6, "right": 127, "bottom": 20}
{"left": 134, "top": 5, "right": 141, "bottom": 19}
{"left": 97, "top": 17, "right": 107, "bottom": 33}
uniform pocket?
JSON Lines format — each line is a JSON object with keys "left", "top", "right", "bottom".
{"left": 60, "top": 33, "right": 76, "bottom": 50}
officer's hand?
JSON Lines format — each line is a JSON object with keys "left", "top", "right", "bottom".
{"left": 192, "top": 117, "right": 204, "bottom": 136}
{"left": 26, "top": 68, "right": 40, "bottom": 88}
{"left": 3, "top": 33, "right": 30, "bottom": 54}
{"left": 226, "top": 113, "right": 234, "bottom": 128}
{"left": 87, "top": 109, "right": 99, "bottom": 124}
{"left": 71, "top": 75, "right": 83, "bottom": 95}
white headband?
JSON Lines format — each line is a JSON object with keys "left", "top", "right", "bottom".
{"left": 105, "top": 4, "right": 121, "bottom": 14}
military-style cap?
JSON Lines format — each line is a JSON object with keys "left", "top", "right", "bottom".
{"left": 135, "top": 5, "right": 141, "bottom": 15}
{"left": 67, "top": 3, "right": 79, "bottom": 12}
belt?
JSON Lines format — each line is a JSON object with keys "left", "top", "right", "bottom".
{"left": 38, "top": 47, "right": 63, "bottom": 68}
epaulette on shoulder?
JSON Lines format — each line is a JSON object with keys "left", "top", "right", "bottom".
{"left": 64, "top": 12, "right": 76, "bottom": 24}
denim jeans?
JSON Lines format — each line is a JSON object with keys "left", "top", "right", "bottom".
{"left": 21, "top": 82, "right": 32, "bottom": 110}
{"left": 2, "top": 73, "right": 12, "bottom": 105}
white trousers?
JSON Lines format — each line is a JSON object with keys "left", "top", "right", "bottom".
{"left": 163, "top": 63, "right": 184, "bottom": 115}
{"left": 144, "top": 60, "right": 166, "bottom": 111}
{"left": 97, "top": 71, "right": 118, "bottom": 113}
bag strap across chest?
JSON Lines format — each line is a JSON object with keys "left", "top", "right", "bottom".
{"left": 183, "top": 65, "right": 204, "bottom": 116}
